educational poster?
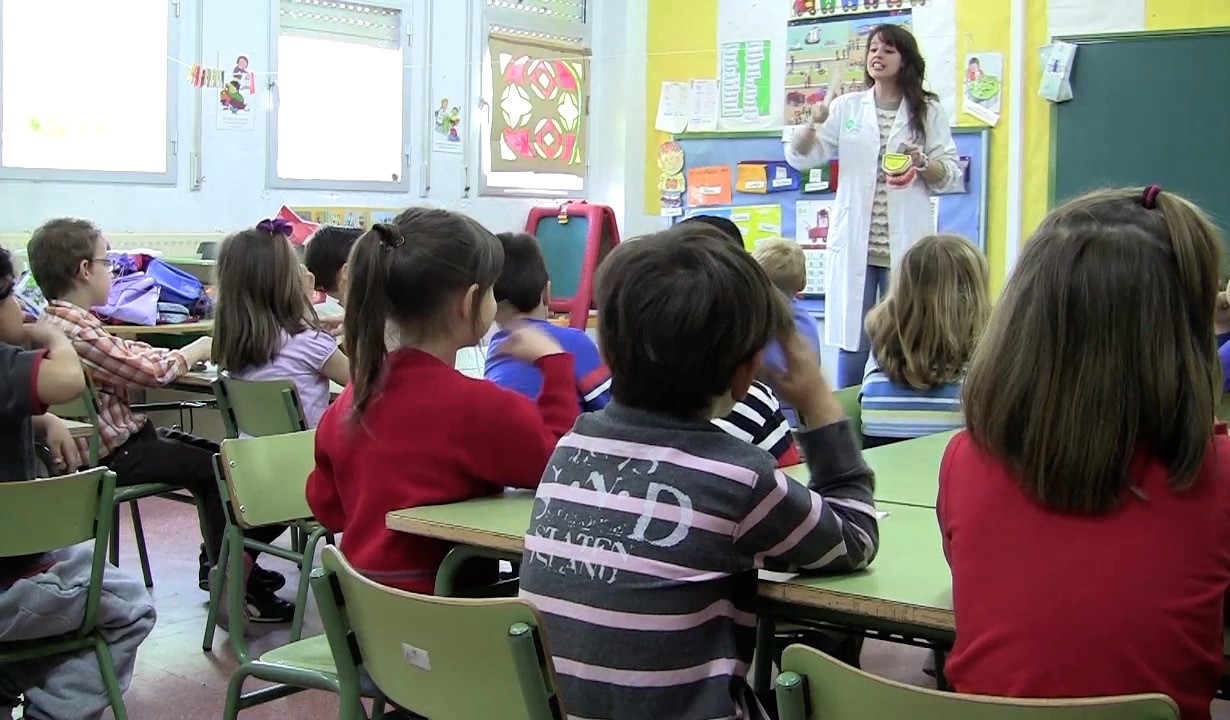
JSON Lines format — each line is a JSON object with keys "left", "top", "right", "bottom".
{"left": 289, "top": 207, "right": 404, "bottom": 230}
{"left": 655, "top": 82, "right": 690, "bottom": 133}
{"left": 795, "top": 199, "right": 834, "bottom": 295}
{"left": 658, "top": 141, "right": 686, "bottom": 217}
{"left": 962, "top": 52, "right": 1003, "bottom": 125}
{"left": 684, "top": 204, "right": 782, "bottom": 251}
{"left": 783, "top": 8, "right": 912, "bottom": 128}
{"left": 432, "top": 97, "right": 463, "bottom": 153}
{"left": 686, "top": 166, "right": 733, "bottom": 206}
{"left": 217, "top": 52, "right": 257, "bottom": 132}
{"left": 720, "top": 41, "right": 772, "bottom": 121}
{"left": 686, "top": 80, "right": 720, "bottom": 132}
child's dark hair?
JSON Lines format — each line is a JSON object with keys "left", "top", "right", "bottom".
{"left": 596, "top": 224, "right": 791, "bottom": 418}
{"left": 303, "top": 226, "right": 363, "bottom": 294}
{"left": 963, "top": 186, "right": 1224, "bottom": 514}
{"left": 493, "top": 232, "right": 549, "bottom": 313}
{"left": 0, "top": 247, "right": 13, "bottom": 302}
{"left": 344, "top": 208, "right": 503, "bottom": 419}
{"left": 27, "top": 218, "right": 104, "bottom": 300}
{"left": 681, "top": 215, "right": 744, "bottom": 250}
{"left": 213, "top": 224, "right": 320, "bottom": 372}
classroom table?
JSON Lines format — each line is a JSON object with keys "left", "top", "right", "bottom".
{"left": 108, "top": 320, "right": 213, "bottom": 339}
{"left": 64, "top": 419, "right": 95, "bottom": 440}
{"left": 171, "top": 369, "right": 346, "bottom": 399}
{"left": 783, "top": 430, "right": 955, "bottom": 509}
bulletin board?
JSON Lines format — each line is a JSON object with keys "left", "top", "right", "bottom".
{"left": 671, "top": 126, "right": 989, "bottom": 307}
{"left": 288, "top": 206, "right": 404, "bottom": 229}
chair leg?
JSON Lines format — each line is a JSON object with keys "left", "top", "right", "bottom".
{"left": 223, "top": 664, "right": 249, "bottom": 720}
{"left": 290, "top": 530, "right": 325, "bottom": 642}
{"left": 109, "top": 505, "right": 121, "bottom": 567}
{"left": 227, "top": 528, "right": 251, "bottom": 664}
{"left": 130, "top": 502, "right": 155, "bottom": 588}
{"left": 203, "top": 532, "right": 230, "bottom": 652}
{"left": 95, "top": 637, "right": 129, "bottom": 720}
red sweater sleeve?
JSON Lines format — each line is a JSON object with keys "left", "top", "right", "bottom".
{"left": 470, "top": 352, "right": 579, "bottom": 490}
{"left": 306, "top": 408, "right": 347, "bottom": 532}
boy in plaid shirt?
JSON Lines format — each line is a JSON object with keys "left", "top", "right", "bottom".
{"left": 28, "top": 218, "right": 293, "bottom": 623}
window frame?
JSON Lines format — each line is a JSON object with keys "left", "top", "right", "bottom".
{"left": 477, "top": 1, "right": 592, "bottom": 199}
{"left": 265, "top": 0, "right": 413, "bottom": 192}
{"left": 0, "top": 0, "right": 180, "bottom": 185}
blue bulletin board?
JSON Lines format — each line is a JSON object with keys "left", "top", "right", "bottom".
{"left": 671, "top": 126, "right": 990, "bottom": 255}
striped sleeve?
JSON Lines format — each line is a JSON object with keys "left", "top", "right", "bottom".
{"left": 712, "top": 381, "right": 793, "bottom": 461}
{"left": 733, "top": 419, "right": 879, "bottom": 573}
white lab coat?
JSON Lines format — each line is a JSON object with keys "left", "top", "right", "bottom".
{"left": 785, "top": 90, "right": 961, "bottom": 350}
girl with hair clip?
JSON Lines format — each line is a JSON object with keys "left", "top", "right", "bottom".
{"left": 213, "top": 218, "right": 350, "bottom": 429}
{"left": 939, "top": 185, "right": 1230, "bottom": 720}
{"left": 306, "top": 208, "right": 579, "bottom": 594}
{"left": 859, "top": 233, "right": 989, "bottom": 448}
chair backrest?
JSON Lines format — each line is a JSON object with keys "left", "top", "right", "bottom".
{"left": 1218, "top": 392, "right": 1230, "bottom": 422}
{"left": 835, "top": 385, "right": 862, "bottom": 447}
{"left": 216, "top": 430, "right": 316, "bottom": 528}
{"left": 48, "top": 378, "right": 102, "bottom": 465}
{"left": 0, "top": 467, "right": 115, "bottom": 558}
{"left": 314, "top": 546, "right": 565, "bottom": 720}
{"left": 776, "top": 645, "right": 1179, "bottom": 720}
{"left": 212, "top": 376, "right": 308, "bottom": 438}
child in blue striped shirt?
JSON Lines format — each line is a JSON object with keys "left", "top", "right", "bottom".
{"left": 859, "top": 234, "right": 989, "bottom": 447}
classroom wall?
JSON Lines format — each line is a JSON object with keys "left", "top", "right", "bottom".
{"left": 0, "top": 0, "right": 644, "bottom": 248}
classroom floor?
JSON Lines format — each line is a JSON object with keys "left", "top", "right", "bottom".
{"left": 80, "top": 498, "right": 1230, "bottom": 719}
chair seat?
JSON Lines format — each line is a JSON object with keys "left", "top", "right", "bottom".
{"left": 260, "top": 634, "right": 336, "bottom": 675}
{"left": 114, "top": 483, "right": 193, "bottom": 504}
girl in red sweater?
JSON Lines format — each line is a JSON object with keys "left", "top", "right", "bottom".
{"left": 307, "top": 208, "right": 579, "bottom": 594}
{"left": 939, "top": 185, "right": 1230, "bottom": 720}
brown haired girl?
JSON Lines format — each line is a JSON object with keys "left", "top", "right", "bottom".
{"left": 859, "top": 234, "right": 988, "bottom": 447}
{"left": 213, "top": 218, "right": 350, "bottom": 428}
{"left": 940, "top": 186, "right": 1230, "bottom": 720}
{"left": 787, "top": 24, "right": 962, "bottom": 389}
{"left": 306, "top": 207, "right": 578, "bottom": 593}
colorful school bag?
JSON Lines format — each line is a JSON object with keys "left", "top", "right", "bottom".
{"left": 95, "top": 273, "right": 160, "bottom": 326}
{"left": 525, "top": 201, "right": 621, "bottom": 329}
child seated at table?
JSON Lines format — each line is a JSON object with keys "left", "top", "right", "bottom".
{"left": 484, "top": 232, "right": 611, "bottom": 412}
{"left": 940, "top": 186, "right": 1230, "bottom": 720}
{"left": 753, "top": 238, "right": 822, "bottom": 426}
{"left": 518, "top": 223, "right": 879, "bottom": 720}
{"left": 28, "top": 218, "right": 293, "bottom": 623}
{"left": 0, "top": 245, "right": 156, "bottom": 720}
{"left": 213, "top": 219, "right": 349, "bottom": 429}
{"left": 306, "top": 209, "right": 579, "bottom": 594}
{"left": 682, "top": 215, "right": 802, "bottom": 466}
{"left": 303, "top": 225, "right": 362, "bottom": 335}
{"left": 859, "top": 234, "right": 989, "bottom": 448}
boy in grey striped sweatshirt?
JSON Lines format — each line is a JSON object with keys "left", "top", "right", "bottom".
{"left": 518, "top": 224, "right": 880, "bottom": 720}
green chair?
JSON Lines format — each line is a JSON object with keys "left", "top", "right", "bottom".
{"left": 775, "top": 644, "right": 1179, "bottom": 720}
{"left": 202, "top": 430, "right": 328, "bottom": 663}
{"left": 212, "top": 376, "right": 308, "bottom": 439}
{"left": 835, "top": 385, "right": 862, "bottom": 449}
{"left": 0, "top": 468, "right": 129, "bottom": 720}
{"left": 48, "top": 381, "right": 207, "bottom": 588}
{"left": 1218, "top": 392, "right": 1230, "bottom": 423}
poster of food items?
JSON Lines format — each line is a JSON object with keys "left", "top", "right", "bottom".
{"left": 784, "top": 2, "right": 920, "bottom": 129}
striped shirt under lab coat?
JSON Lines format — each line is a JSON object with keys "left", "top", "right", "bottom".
{"left": 518, "top": 402, "right": 879, "bottom": 720}
{"left": 859, "top": 354, "right": 965, "bottom": 440}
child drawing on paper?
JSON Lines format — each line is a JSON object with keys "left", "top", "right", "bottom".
{"left": 220, "top": 81, "right": 246, "bottom": 113}
{"left": 967, "top": 57, "right": 984, "bottom": 82}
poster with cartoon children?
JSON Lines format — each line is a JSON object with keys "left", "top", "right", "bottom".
{"left": 432, "top": 97, "right": 463, "bottom": 153}
{"left": 217, "top": 53, "right": 256, "bottom": 131}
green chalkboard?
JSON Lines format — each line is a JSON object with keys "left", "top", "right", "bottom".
{"left": 1050, "top": 29, "right": 1230, "bottom": 244}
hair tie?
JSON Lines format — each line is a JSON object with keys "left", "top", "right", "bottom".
{"left": 373, "top": 223, "right": 405, "bottom": 250}
{"left": 1141, "top": 184, "right": 1162, "bottom": 210}
{"left": 256, "top": 217, "right": 293, "bottom": 237}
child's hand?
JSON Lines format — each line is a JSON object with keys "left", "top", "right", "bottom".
{"left": 761, "top": 332, "right": 843, "bottom": 430}
{"left": 496, "top": 324, "right": 564, "bottom": 363}
{"left": 36, "top": 414, "right": 81, "bottom": 474}
{"left": 22, "top": 319, "right": 68, "bottom": 350}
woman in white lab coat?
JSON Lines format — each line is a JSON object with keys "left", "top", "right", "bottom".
{"left": 786, "top": 24, "right": 962, "bottom": 388}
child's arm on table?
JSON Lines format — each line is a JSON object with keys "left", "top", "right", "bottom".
{"left": 737, "top": 333, "right": 879, "bottom": 573}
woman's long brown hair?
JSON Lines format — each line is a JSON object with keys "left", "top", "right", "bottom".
{"left": 213, "top": 227, "right": 320, "bottom": 372}
{"left": 865, "top": 234, "right": 990, "bottom": 389}
{"left": 962, "top": 187, "right": 1224, "bottom": 514}
{"left": 343, "top": 208, "right": 503, "bottom": 421}
{"left": 864, "top": 24, "right": 937, "bottom": 145}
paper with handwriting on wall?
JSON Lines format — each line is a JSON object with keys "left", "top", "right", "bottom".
{"left": 686, "top": 80, "right": 720, "bottom": 132}
{"left": 655, "top": 81, "right": 690, "bottom": 133}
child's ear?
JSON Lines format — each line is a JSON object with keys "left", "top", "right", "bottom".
{"left": 729, "top": 350, "right": 763, "bottom": 401}
{"left": 542, "top": 280, "right": 552, "bottom": 306}
{"left": 459, "top": 283, "right": 479, "bottom": 322}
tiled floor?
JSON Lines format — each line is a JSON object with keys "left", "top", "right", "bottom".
{"left": 46, "top": 497, "right": 1230, "bottom": 719}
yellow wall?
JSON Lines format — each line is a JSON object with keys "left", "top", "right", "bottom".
{"left": 644, "top": 0, "right": 718, "bottom": 217}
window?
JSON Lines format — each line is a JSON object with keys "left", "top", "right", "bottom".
{"left": 0, "top": 0, "right": 177, "bottom": 183}
{"left": 480, "top": 0, "right": 590, "bottom": 197}
{"left": 270, "top": 0, "right": 410, "bottom": 190}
